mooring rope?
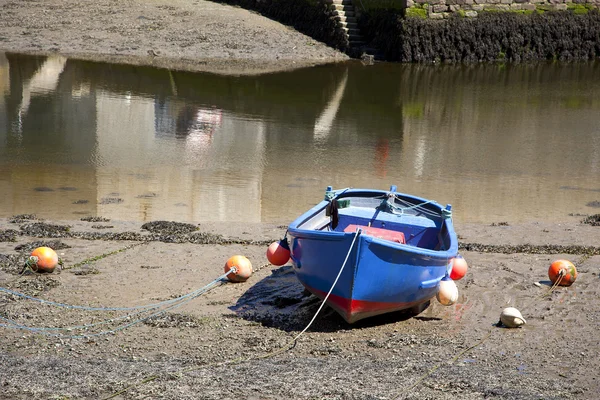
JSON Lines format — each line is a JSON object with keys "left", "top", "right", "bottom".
{"left": 0, "top": 270, "right": 232, "bottom": 338}
{"left": 102, "top": 230, "right": 363, "bottom": 400}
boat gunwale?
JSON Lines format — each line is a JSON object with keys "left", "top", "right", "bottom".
{"left": 288, "top": 188, "right": 459, "bottom": 260}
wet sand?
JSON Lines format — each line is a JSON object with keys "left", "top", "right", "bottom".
{"left": 1, "top": 214, "right": 599, "bottom": 399}
{"left": 0, "top": 0, "right": 349, "bottom": 75}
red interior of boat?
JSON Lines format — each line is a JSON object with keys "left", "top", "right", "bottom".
{"left": 343, "top": 224, "right": 406, "bottom": 244}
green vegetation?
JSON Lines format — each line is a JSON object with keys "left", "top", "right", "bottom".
{"left": 568, "top": 4, "right": 596, "bottom": 15}
{"left": 406, "top": 5, "right": 428, "bottom": 19}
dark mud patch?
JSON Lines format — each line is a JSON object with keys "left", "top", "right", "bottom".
{"left": 0, "top": 253, "right": 21, "bottom": 273}
{"left": 8, "top": 275, "right": 60, "bottom": 296}
{"left": 9, "top": 214, "right": 37, "bottom": 224}
{"left": 81, "top": 216, "right": 110, "bottom": 222}
{"left": 99, "top": 197, "right": 124, "bottom": 205}
{"left": 14, "top": 240, "right": 71, "bottom": 253}
{"left": 73, "top": 199, "right": 89, "bottom": 204}
{"left": 0, "top": 229, "right": 18, "bottom": 242}
{"left": 582, "top": 214, "right": 600, "bottom": 226}
{"left": 71, "top": 267, "right": 100, "bottom": 276}
{"left": 490, "top": 222, "right": 509, "bottom": 226}
{"left": 586, "top": 200, "right": 600, "bottom": 208}
{"left": 91, "top": 225, "right": 114, "bottom": 229}
{"left": 58, "top": 186, "right": 77, "bottom": 191}
{"left": 33, "top": 187, "right": 54, "bottom": 192}
{"left": 141, "top": 221, "right": 198, "bottom": 235}
{"left": 136, "top": 192, "right": 158, "bottom": 199}
{"left": 140, "top": 265, "right": 162, "bottom": 270}
{"left": 461, "top": 242, "right": 600, "bottom": 256}
{"left": 20, "top": 222, "right": 71, "bottom": 238}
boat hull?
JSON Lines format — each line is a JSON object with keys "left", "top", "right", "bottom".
{"left": 288, "top": 187, "right": 458, "bottom": 323}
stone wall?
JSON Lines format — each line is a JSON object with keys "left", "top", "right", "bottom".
{"left": 358, "top": 10, "right": 600, "bottom": 62}
{"left": 405, "top": 0, "right": 600, "bottom": 19}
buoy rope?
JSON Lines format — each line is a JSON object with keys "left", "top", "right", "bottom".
{"left": 64, "top": 241, "right": 148, "bottom": 271}
{"left": 0, "top": 273, "right": 224, "bottom": 312}
{"left": 117, "top": 230, "right": 364, "bottom": 400}
{"left": 0, "top": 270, "right": 232, "bottom": 338}
{"left": 291, "top": 228, "right": 361, "bottom": 342}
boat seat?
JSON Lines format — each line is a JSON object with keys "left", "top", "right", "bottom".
{"left": 344, "top": 224, "right": 406, "bottom": 244}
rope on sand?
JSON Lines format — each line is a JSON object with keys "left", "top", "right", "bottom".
{"left": 0, "top": 270, "right": 232, "bottom": 338}
{"left": 102, "top": 230, "right": 362, "bottom": 400}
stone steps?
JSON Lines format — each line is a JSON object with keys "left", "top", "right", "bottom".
{"left": 326, "top": 0, "right": 371, "bottom": 57}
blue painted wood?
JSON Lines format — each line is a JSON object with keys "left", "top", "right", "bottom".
{"left": 288, "top": 186, "right": 459, "bottom": 323}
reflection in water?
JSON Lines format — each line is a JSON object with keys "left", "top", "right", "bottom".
{"left": 0, "top": 53, "right": 599, "bottom": 224}
{"left": 314, "top": 68, "right": 348, "bottom": 140}
{"left": 17, "top": 56, "right": 67, "bottom": 130}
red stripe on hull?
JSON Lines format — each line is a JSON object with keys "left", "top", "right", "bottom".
{"left": 307, "top": 286, "right": 430, "bottom": 323}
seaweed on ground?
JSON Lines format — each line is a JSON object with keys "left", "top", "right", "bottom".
{"left": 0, "top": 229, "right": 18, "bottom": 242}
{"left": 582, "top": 214, "right": 600, "bottom": 226}
{"left": 141, "top": 221, "right": 199, "bottom": 235}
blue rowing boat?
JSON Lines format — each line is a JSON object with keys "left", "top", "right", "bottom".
{"left": 287, "top": 185, "right": 459, "bottom": 323}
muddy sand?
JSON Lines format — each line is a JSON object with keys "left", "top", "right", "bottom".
{"left": 1, "top": 214, "right": 599, "bottom": 400}
{"left": 0, "top": 0, "right": 349, "bottom": 75}
{"left": 1, "top": 0, "right": 600, "bottom": 399}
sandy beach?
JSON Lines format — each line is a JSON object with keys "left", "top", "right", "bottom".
{"left": 1, "top": 1, "right": 600, "bottom": 399}
{"left": 0, "top": 0, "right": 349, "bottom": 75}
{"left": 1, "top": 214, "right": 599, "bottom": 399}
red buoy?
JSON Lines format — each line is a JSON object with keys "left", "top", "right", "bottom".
{"left": 30, "top": 247, "right": 59, "bottom": 273}
{"left": 266, "top": 239, "right": 290, "bottom": 266}
{"left": 548, "top": 259, "right": 577, "bottom": 286}
{"left": 224, "top": 255, "right": 253, "bottom": 282}
{"left": 450, "top": 255, "right": 468, "bottom": 280}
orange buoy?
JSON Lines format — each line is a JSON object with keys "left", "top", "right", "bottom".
{"left": 449, "top": 255, "right": 468, "bottom": 280}
{"left": 224, "top": 255, "right": 253, "bottom": 282}
{"left": 30, "top": 246, "right": 59, "bottom": 273}
{"left": 266, "top": 239, "right": 290, "bottom": 266}
{"left": 548, "top": 259, "right": 577, "bottom": 286}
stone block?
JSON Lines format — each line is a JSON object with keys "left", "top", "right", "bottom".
{"left": 501, "top": 0, "right": 513, "bottom": 4}
{"left": 555, "top": 3, "right": 568, "bottom": 8}
{"left": 465, "top": 10, "right": 479, "bottom": 16}
{"left": 407, "top": 0, "right": 415, "bottom": 6}
{"left": 471, "top": 4, "right": 485, "bottom": 10}
{"left": 514, "top": 0, "right": 528, "bottom": 3}
{"left": 509, "top": 3, "right": 523, "bottom": 9}
{"left": 449, "top": 4, "right": 461, "bottom": 10}
{"left": 522, "top": 3, "right": 537, "bottom": 9}
{"left": 433, "top": 4, "right": 449, "bottom": 11}
{"left": 429, "top": 12, "right": 445, "bottom": 18}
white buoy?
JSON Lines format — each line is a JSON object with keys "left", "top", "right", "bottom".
{"left": 436, "top": 278, "right": 458, "bottom": 306}
{"left": 500, "top": 307, "right": 526, "bottom": 328}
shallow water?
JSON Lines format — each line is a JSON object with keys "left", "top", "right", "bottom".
{"left": 1, "top": 53, "right": 599, "bottom": 224}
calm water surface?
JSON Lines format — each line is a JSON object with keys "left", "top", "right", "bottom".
{"left": 1, "top": 53, "right": 599, "bottom": 224}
